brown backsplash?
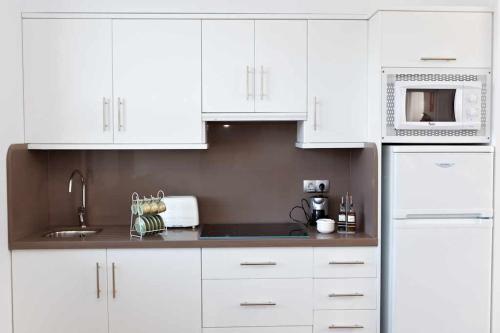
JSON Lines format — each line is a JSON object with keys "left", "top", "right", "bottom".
{"left": 8, "top": 123, "right": 378, "bottom": 241}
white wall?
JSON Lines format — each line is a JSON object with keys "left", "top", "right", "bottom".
{"left": 0, "top": 1, "right": 24, "bottom": 333}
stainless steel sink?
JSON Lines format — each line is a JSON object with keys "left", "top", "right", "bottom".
{"left": 44, "top": 228, "right": 102, "bottom": 238}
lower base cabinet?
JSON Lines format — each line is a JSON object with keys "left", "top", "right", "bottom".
{"left": 12, "top": 250, "right": 108, "bottom": 333}
{"left": 107, "top": 249, "right": 202, "bottom": 333}
{"left": 12, "top": 246, "right": 378, "bottom": 333}
{"left": 12, "top": 249, "right": 202, "bottom": 333}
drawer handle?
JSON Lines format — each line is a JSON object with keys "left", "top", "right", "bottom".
{"left": 329, "top": 261, "right": 365, "bottom": 265}
{"left": 329, "top": 293, "right": 364, "bottom": 297}
{"left": 329, "top": 324, "right": 364, "bottom": 329}
{"left": 240, "top": 302, "right": 277, "bottom": 306}
{"left": 240, "top": 262, "right": 277, "bottom": 266}
{"left": 420, "top": 57, "right": 457, "bottom": 61}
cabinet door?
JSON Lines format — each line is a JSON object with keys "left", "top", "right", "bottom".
{"left": 113, "top": 20, "right": 204, "bottom": 143}
{"left": 23, "top": 19, "right": 113, "bottom": 144}
{"left": 381, "top": 12, "right": 492, "bottom": 68}
{"left": 107, "top": 249, "right": 202, "bottom": 333}
{"left": 12, "top": 250, "right": 108, "bottom": 333}
{"left": 299, "top": 21, "right": 367, "bottom": 143}
{"left": 255, "top": 20, "right": 307, "bottom": 114}
{"left": 202, "top": 20, "right": 255, "bottom": 113}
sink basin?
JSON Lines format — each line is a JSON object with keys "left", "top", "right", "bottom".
{"left": 44, "top": 228, "right": 102, "bottom": 238}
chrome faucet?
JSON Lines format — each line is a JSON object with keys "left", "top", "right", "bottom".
{"left": 68, "top": 169, "right": 86, "bottom": 229}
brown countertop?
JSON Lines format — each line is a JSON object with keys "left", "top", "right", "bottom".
{"left": 10, "top": 225, "right": 378, "bottom": 250}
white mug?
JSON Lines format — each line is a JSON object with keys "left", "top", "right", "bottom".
{"left": 316, "top": 218, "right": 335, "bottom": 234}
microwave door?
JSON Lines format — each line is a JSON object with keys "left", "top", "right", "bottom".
{"left": 454, "top": 88, "right": 463, "bottom": 125}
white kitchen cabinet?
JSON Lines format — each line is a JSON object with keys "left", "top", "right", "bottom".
{"left": 254, "top": 20, "right": 307, "bottom": 114}
{"left": 202, "top": 20, "right": 307, "bottom": 118}
{"left": 380, "top": 11, "right": 492, "bottom": 68}
{"left": 297, "top": 20, "right": 367, "bottom": 147}
{"left": 313, "top": 310, "right": 377, "bottom": 333}
{"left": 202, "top": 20, "right": 255, "bottom": 114}
{"left": 203, "top": 278, "right": 313, "bottom": 327}
{"left": 107, "top": 249, "right": 202, "bottom": 333}
{"left": 113, "top": 20, "right": 205, "bottom": 144}
{"left": 314, "top": 247, "right": 377, "bottom": 278}
{"left": 23, "top": 19, "right": 113, "bottom": 144}
{"left": 314, "top": 278, "right": 377, "bottom": 310}
{"left": 12, "top": 250, "right": 108, "bottom": 333}
{"left": 202, "top": 247, "right": 313, "bottom": 279}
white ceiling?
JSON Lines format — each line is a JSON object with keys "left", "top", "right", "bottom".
{"left": 19, "top": 0, "right": 493, "bottom": 14}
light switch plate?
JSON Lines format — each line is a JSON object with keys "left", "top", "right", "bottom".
{"left": 303, "top": 180, "right": 330, "bottom": 193}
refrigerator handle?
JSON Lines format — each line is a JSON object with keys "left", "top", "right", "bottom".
{"left": 402, "top": 213, "right": 492, "bottom": 219}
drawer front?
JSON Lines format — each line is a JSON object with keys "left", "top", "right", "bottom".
{"left": 203, "top": 279, "right": 313, "bottom": 327}
{"left": 202, "top": 248, "right": 313, "bottom": 279}
{"left": 314, "top": 248, "right": 377, "bottom": 278}
{"left": 314, "top": 310, "right": 377, "bottom": 333}
{"left": 314, "top": 278, "right": 377, "bottom": 310}
{"left": 204, "top": 327, "right": 312, "bottom": 333}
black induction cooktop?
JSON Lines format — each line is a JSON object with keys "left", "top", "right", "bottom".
{"left": 200, "top": 223, "right": 309, "bottom": 239}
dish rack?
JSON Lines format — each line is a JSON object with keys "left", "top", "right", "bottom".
{"left": 130, "top": 190, "right": 167, "bottom": 239}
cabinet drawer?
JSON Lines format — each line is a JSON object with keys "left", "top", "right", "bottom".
{"left": 381, "top": 12, "right": 492, "bottom": 68}
{"left": 314, "top": 310, "right": 377, "bottom": 333}
{"left": 202, "top": 248, "right": 313, "bottom": 279}
{"left": 204, "top": 327, "right": 312, "bottom": 333}
{"left": 203, "top": 279, "right": 313, "bottom": 327}
{"left": 314, "top": 278, "right": 377, "bottom": 310}
{"left": 314, "top": 248, "right": 377, "bottom": 278}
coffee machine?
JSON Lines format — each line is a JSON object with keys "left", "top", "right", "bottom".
{"left": 308, "top": 182, "right": 329, "bottom": 226}
{"left": 309, "top": 195, "right": 329, "bottom": 225}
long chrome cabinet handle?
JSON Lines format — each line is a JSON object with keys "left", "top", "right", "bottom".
{"left": 240, "top": 262, "right": 277, "bottom": 266}
{"left": 96, "top": 263, "right": 101, "bottom": 299}
{"left": 112, "top": 262, "right": 117, "bottom": 298}
{"left": 260, "top": 65, "right": 265, "bottom": 100}
{"left": 246, "top": 66, "right": 254, "bottom": 100}
{"left": 420, "top": 57, "right": 457, "bottom": 61}
{"left": 329, "top": 324, "right": 364, "bottom": 329}
{"left": 240, "top": 301, "right": 277, "bottom": 306}
{"left": 328, "top": 292, "right": 364, "bottom": 297}
{"left": 102, "top": 98, "right": 110, "bottom": 131}
{"left": 117, "top": 98, "right": 124, "bottom": 131}
{"left": 329, "top": 261, "right": 365, "bottom": 265}
{"left": 313, "top": 96, "right": 319, "bottom": 131}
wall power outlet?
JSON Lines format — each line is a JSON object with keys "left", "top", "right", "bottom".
{"left": 303, "top": 180, "right": 330, "bottom": 193}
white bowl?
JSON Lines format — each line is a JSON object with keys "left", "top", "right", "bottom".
{"left": 316, "top": 218, "right": 335, "bottom": 234}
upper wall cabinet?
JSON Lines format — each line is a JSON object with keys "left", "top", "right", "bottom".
{"left": 113, "top": 20, "right": 204, "bottom": 144}
{"left": 23, "top": 19, "right": 113, "bottom": 144}
{"left": 380, "top": 12, "right": 492, "bottom": 68}
{"left": 202, "top": 20, "right": 254, "bottom": 114}
{"left": 23, "top": 19, "right": 206, "bottom": 148}
{"left": 202, "top": 20, "right": 307, "bottom": 119}
{"left": 297, "top": 20, "right": 367, "bottom": 147}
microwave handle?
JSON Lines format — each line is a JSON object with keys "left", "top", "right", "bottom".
{"left": 455, "top": 88, "right": 463, "bottom": 124}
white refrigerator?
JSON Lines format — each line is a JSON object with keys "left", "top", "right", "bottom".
{"left": 382, "top": 146, "right": 494, "bottom": 333}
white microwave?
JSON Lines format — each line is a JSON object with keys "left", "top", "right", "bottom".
{"left": 382, "top": 68, "right": 491, "bottom": 143}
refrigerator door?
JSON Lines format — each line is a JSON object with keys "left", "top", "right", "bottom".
{"left": 392, "top": 151, "right": 493, "bottom": 218}
{"left": 388, "top": 218, "right": 492, "bottom": 333}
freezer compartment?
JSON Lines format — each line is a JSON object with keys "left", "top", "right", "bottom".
{"left": 391, "top": 151, "right": 493, "bottom": 218}
{"left": 386, "top": 218, "right": 492, "bottom": 333}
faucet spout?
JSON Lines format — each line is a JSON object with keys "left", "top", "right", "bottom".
{"left": 68, "top": 169, "right": 87, "bottom": 228}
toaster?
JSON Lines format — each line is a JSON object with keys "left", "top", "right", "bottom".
{"left": 159, "top": 196, "right": 199, "bottom": 228}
